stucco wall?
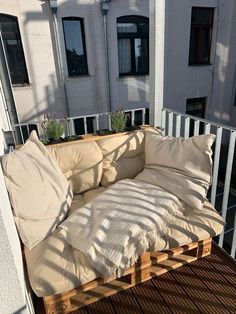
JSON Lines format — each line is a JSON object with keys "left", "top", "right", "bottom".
{"left": 0, "top": 0, "right": 66, "bottom": 124}
{"left": 164, "top": 0, "right": 236, "bottom": 127}
{"left": 56, "top": 0, "right": 149, "bottom": 115}
{"left": 0, "top": 97, "right": 28, "bottom": 313}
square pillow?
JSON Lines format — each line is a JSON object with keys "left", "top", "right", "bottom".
{"left": 1, "top": 131, "right": 73, "bottom": 249}
{"left": 135, "top": 132, "right": 215, "bottom": 210}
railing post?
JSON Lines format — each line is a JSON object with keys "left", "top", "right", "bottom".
{"left": 149, "top": 0, "right": 165, "bottom": 128}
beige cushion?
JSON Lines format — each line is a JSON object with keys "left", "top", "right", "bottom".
{"left": 164, "top": 202, "right": 225, "bottom": 249}
{"left": 69, "top": 194, "right": 86, "bottom": 214}
{"left": 24, "top": 229, "right": 98, "bottom": 297}
{"left": 1, "top": 131, "right": 72, "bottom": 249}
{"left": 24, "top": 200, "right": 224, "bottom": 297}
{"left": 48, "top": 141, "right": 103, "bottom": 194}
{"left": 96, "top": 130, "right": 145, "bottom": 186}
{"left": 83, "top": 186, "right": 107, "bottom": 203}
{"left": 136, "top": 133, "right": 215, "bottom": 210}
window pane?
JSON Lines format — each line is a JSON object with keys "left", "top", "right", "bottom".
{"left": 117, "top": 23, "right": 137, "bottom": 33}
{"left": 63, "top": 18, "right": 88, "bottom": 76}
{"left": 137, "top": 22, "right": 148, "bottom": 34}
{"left": 118, "top": 39, "right": 131, "bottom": 74}
{"left": 134, "top": 38, "right": 148, "bottom": 73}
{"left": 192, "top": 8, "right": 213, "bottom": 25}
{"left": 0, "top": 15, "right": 29, "bottom": 85}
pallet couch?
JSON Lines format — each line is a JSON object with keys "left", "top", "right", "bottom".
{"left": 1, "top": 128, "right": 225, "bottom": 314}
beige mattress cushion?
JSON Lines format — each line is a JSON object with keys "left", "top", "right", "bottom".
{"left": 136, "top": 132, "right": 215, "bottom": 210}
{"left": 164, "top": 201, "right": 225, "bottom": 249}
{"left": 1, "top": 131, "right": 72, "bottom": 249}
{"left": 96, "top": 130, "right": 145, "bottom": 186}
{"left": 25, "top": 188, "right": 224, "bottom": 297}
{"left": 48, "top": 141, "right": 103, "bottom": 194}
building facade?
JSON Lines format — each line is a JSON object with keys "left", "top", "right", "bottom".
{"left": 0, "top": 0, "right": 235, "bottom": 132}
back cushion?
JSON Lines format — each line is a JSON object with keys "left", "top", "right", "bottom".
{"left": 48, "top": 141, "right": 103, "bottom": 194}
{"left": 1, "top": 131, "right": 72, "bottom": 249}
{"left": 136, "top": 132, "right": 215, "bottom": 210}
{"left": 96, "top": 130, "right": 145, "bottom": 186}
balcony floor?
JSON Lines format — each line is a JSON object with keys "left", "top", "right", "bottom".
{"left": 36, "top": 243, "right": 236, "bottom": 314}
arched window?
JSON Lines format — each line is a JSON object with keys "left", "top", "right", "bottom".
{"left": 62, "top": 17, "right": 88, "bottom": 76}
{"left": 0, "top": 14, "right": 29, "bottom": 85}
{"left": 117, "top": 16, "right": 149, "bottom": 76}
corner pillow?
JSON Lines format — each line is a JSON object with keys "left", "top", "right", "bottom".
{"left": 1, "top": 131, "right": 73, "bottom": 249}
{"left": 135, "top": 132, "right": 215, "bottom": 210}
{"left": 96, "top": 130, "right": 145, "bottom": 186}
{"left": 48, "top": 141, "right": 103, "bottom": 194}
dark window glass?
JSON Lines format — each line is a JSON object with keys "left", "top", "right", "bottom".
{"left": 117, "top": 16, "right": 149, "bottom": 76}
{"left": 62, "top": 17, "right": 88, "bottom": 76}
{"left": 189, "top": 8, "right": 214, "bottom": 65}
{"left": 0, "top": 14, "right": 29, "bottom": 85}
{"left": 186, "top": 97, "right": 206, "bottom": 136}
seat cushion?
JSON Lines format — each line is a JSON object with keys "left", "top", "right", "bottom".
{"left": 48, "top": 141, "right": 103, "bottom": 194}
{"left": 136, "top": 132, "right": 215, "bottom": 210}
{"left": 164, "top": 201, "right": 225, "bottom": 249}
{"left": 25, "top": 187, "right": 224, "bottom": 297}
{"left": 96, "top": 130, "right": 145, "bottom": 186}
{"left": 1, "top": 131, "right": 72, "bottom": 249}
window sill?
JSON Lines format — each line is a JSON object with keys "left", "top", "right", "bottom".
{"left": 188, "top": 63, "right": 212, "bottom": 67}
{"left": 119, "top": 74, "right": 149, "bottom": 79}
{"left": 67, "top": 74, "right": 90, "bottom": 78}
{"left": 13, "top": 83, "right": 31, "bottom": 90}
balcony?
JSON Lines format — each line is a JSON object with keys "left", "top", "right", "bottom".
{"left": 8, "top": 107, "right": 236, "bottom": 314}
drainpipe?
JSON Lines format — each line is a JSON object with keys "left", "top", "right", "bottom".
{"left": 100, "top": 0, "right": 112, "bottom": 112}
{"left": 49, "top": 0, "right": 70, "bottom": 118}
{"left": 0, "top": 31, "right": 22, "bottom": 145}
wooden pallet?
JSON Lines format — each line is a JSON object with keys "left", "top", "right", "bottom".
{"left": 43, "top": 238, "right": 212, "bottom": 314}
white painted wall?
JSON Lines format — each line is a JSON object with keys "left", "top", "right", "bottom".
{"left": 0, "top": 95, "right": 28, "bottom": 313}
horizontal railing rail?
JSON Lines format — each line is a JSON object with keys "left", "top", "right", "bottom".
{"left": 11, "top": 108, "right": 148, "bottom": 145}
{"left": 162, "top": 108, "right": 236, "bottom": 258}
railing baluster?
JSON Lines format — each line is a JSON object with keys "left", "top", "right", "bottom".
{"left": 108, "top": 114, "right": 112, "bottom": 131}
{"left": 161, "top": 110, "right": 166, "bottom": 136}
{"left": 219, "top": 131, "right": 236, "bottom": 247}
{"left": 168, "top": 112, "right": 173, "bottom": 137}
{"left": 211, "top": 127, "right": 223, "bottom": 207}
{"left": 142, "top": 108, "right": 145, "bottom": 125}
{"left": 95, "top": 115, "right": 99, "bottom": 131}
{"left": 175, "top": 114, "right": 181, "bottom": 138}
{"left": 131, "top": 110, "right": 135, "bottom": 126}
{"left": 184, "top": 117, "right": 190, "bottom": 139}
{"left": 205, "top": 122, "right": 211, "bottom": 134}
{"left": 70, "top": 119, "right": 76, "bottom": 135}
{"left": 194, "top": 120, "right": 200, "bottom": 136}
{"left": 231, "top": 212, "right": 236, "bottom": 258}
{"left": 84, "top": 117, "right": 88, "bottom": 134}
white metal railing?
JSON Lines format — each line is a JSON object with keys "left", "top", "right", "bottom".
{"left": 162, "top": 108, "right": 236, "bottom": 258}
{"left": 11, "top": 108, "right": 148, "bottom": 145}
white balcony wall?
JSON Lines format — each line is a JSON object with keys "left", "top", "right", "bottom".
{"left": 0, "top": 113, "right": 27, "bottom": 312}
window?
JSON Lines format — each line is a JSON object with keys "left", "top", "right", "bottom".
{"left": 186, "top": 97, "right": 206, "bottom": 136}
{"left": 117, "top": 16, "right": 149, "bottom": 76}
{"left": 189, "top": 7, "right": 214, "bottom": 65}
{"left": 62, "top": 17, "right": 88, "bottom": 76}
{"left": 0, "top": 14, "right": 29, "bottom": 85}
